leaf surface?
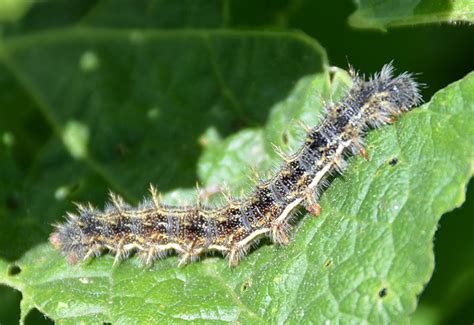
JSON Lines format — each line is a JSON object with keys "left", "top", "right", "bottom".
{"left": 349, "top": 0, "right": 474, "bottom": 30}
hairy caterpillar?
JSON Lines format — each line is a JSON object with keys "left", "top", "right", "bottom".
{"left": 50, "top": 63, "right": 422, "bottom": 267}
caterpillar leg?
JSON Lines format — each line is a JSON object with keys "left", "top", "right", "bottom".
{"left": 178, "top": 240, "right": 206, "bottom": 267}
{"left": 83, "top": 244, "right": 103, "bottom": 261}
{"left": 271, "top": 221, "right": 291, "bottom": 245}
{"left": 228, "top": 245, "right": 244, "bottom": 267}
{"left": 178, "top": 253, "right": 192, "bottom": 267}
{"left": 139, "top": 247, "right": 159, "bottom": 267}
{"left": 303, "top": 191, "right": 321, "bottom": 217}
{"left": 112, "top": 239, "right": 126, "bottom": 267}
{"left": 359, "top": 147, "right": 369, "bottom": 161}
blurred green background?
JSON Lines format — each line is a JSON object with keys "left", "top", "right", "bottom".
{"left": 0, "top": 0, "right": 472, "bottom": 324}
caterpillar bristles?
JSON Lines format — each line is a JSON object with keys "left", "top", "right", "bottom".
{"left": 271, "top": 143, "right": 290, "bottom": 161}
{"left": 295, "top": 119, "right": 311, "bottom": 133}
{"left": 50, "top": 63, "right": 422, "bottom": 267}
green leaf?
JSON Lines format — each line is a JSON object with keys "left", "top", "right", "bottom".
{"left": 349, "top": 0, "right": 474, "bottom": 30}
{"left": 412, "top": 180, "right": 474, "bottom": 325}
{"left": 1, "top": 64, "right": 473, "bottom": 322}
{"left": 83, "top": 0, "right": 226, "bottom": 29}
{"left": 1, "top": 0, "right": 226, "bottom": 36}
{"left": 0, "top": 0, "right": 32, "bottom": 23}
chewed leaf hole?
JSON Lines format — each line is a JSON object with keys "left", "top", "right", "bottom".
{"left": 241, "top": 278, "right": 252, "bottom": 292}
{"left": 8, "top": 265, "right": 21, "bottom": 276}
{"left": 378, "top": 287, "right": 388, "bottom": 298}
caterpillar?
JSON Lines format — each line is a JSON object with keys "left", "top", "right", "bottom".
{"left": 50, "top": 63, "right": 422, "bottom": 267}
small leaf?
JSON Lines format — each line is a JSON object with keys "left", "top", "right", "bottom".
{"left": 349, "top": 0, "right": 474, "bottom": 30}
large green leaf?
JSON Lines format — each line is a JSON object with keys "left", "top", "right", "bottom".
{"left": 412, "top": 180, "right": 474, "bottom": 324}
{"left": 1, "top": 59, "right": 473, "bottom": 322}
{"left": 349, "top": 0, "right": 474, "bottom": 30}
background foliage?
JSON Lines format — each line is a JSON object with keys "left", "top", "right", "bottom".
{"left": 0, "top": 0, "right": 472, "bottom": 324}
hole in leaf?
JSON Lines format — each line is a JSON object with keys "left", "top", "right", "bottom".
{"left": 282, "top": 132, "right": 289, "bottom": 145}
{"left": 389, "top": 158, "right": 399, "bottom": 167}
{"left": 378, "top": 287, "right": 388, "bottom": 298}
{"left": 241, "top": 278, "right": 252, "bottom": 292}
{"left": 8, "top": 265, "right": 21, "bottom": 276}
{"left": 0, "top": 285, "right": 21, "bottom": 324}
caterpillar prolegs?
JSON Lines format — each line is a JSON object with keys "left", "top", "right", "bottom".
{"left": 50, "top": 63, "right": 422, "bottom": 267}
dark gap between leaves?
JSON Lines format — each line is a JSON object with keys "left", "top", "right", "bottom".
{"left": 24, "top": 308, "right": 53, "bottom": 325}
